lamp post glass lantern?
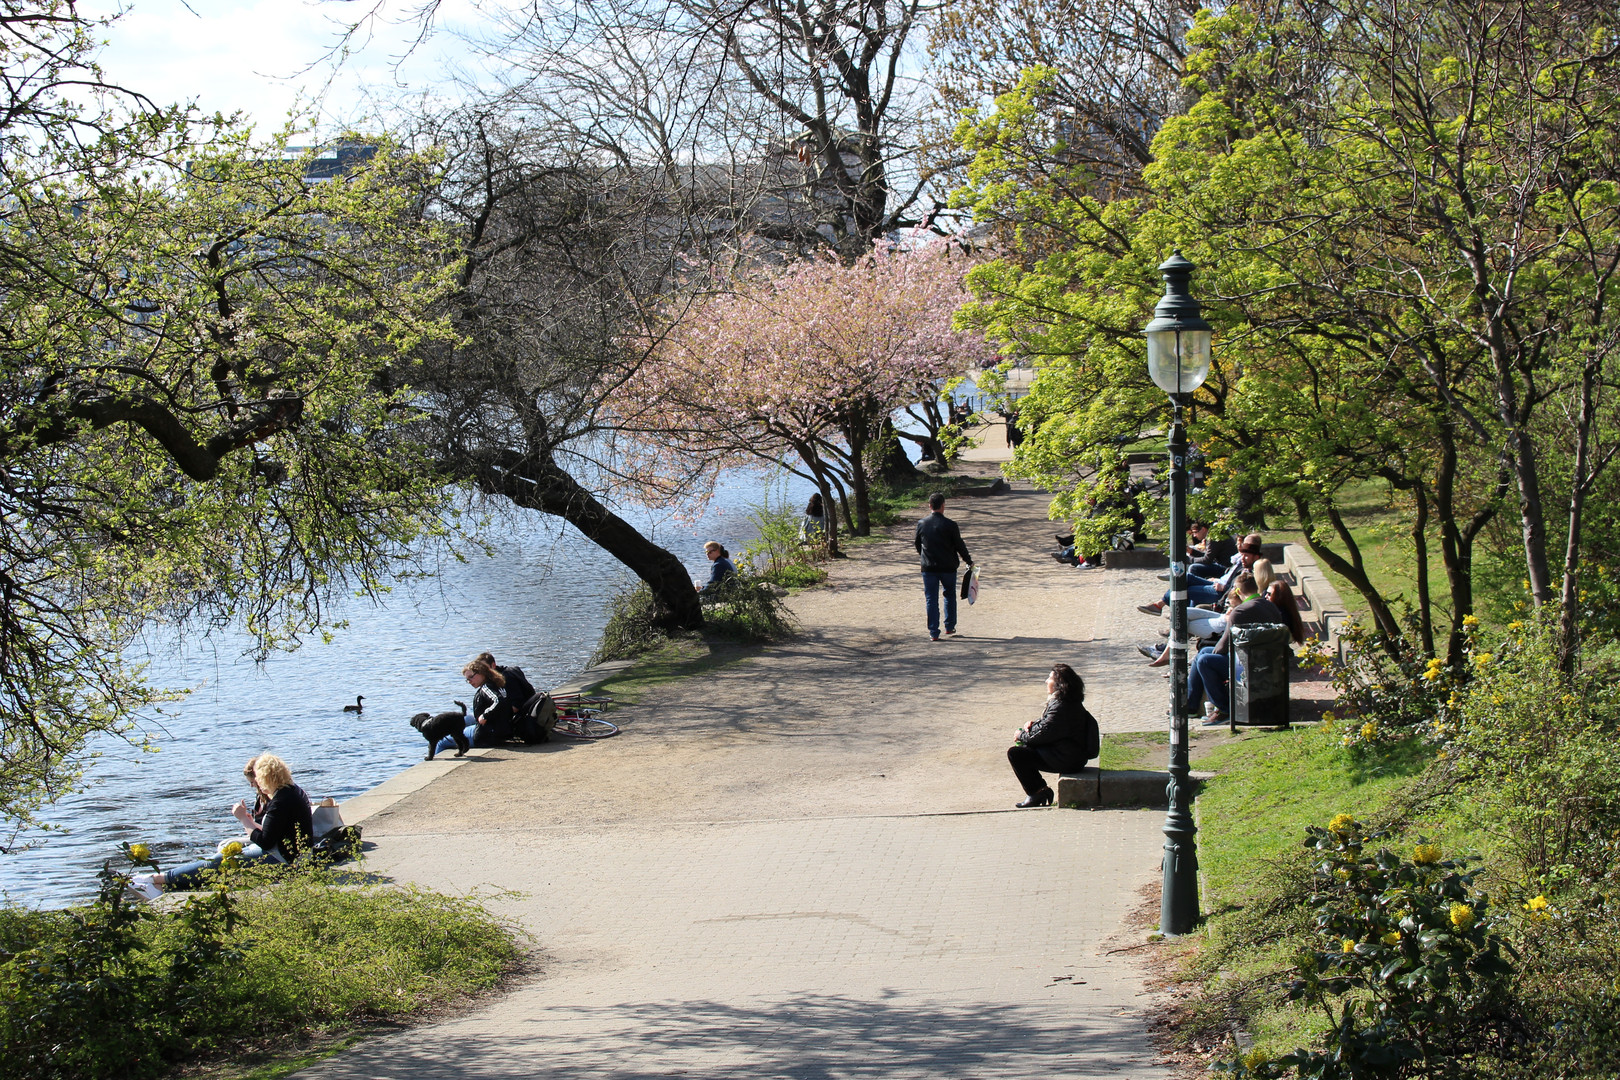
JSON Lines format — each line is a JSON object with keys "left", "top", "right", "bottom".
{"left": 1145, "top": 251, "right": 1212, "bottom": 937}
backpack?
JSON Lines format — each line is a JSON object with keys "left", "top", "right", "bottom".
{"left": 514, "top": 692, "right": 557, "bottom": 745}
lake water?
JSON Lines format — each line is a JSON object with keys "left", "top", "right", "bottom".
{"left": 1, "top": 469, "right": 819, "bottom": 908}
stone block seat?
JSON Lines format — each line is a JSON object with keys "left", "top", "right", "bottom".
{"left": 1056, "top": 767, "right": 1215, "bottom": 809}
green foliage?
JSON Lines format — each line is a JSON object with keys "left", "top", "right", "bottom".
{"left": 741, "top": 500, "right": 830, "bottom": 590}
{"left": 1219, "top": 818, "right": 1515, "bottom": 1079}
{"left": 0, "top": 118, "right": 460, "bottom": 829}
{"left": 950, "top": 0, "right": 1620, "bottom": 656}
{"left": 591, "top": 583, "right": 671, "bottom": 665}
{"left": 1445, "top": 618, "right": 1620, "bottom": 886}
{"left": 701, "top": 573, "right": 797, "bottom": 644}
{"left": 0, "top": 857, "right": 516, "bottom": 1080}
{"left": 1189, "top": 616, "right": 1620, "bottom": 1077}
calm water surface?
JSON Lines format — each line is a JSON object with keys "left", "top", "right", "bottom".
{"left": 2, "top": 471, "right": 817, "bottom": 908}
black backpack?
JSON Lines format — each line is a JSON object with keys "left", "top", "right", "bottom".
{"left": 513, "top": 692, "right": 557, "bottom": 745}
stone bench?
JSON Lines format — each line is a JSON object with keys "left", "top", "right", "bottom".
{"left": 1055, "top": 767, "right": 1215, "bottom": 809}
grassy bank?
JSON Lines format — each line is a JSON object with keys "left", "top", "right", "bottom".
{"left": 0, "top": 860, "right": 520, "bottom": 1080}
{"left": 1168, "top": 619, "right": 1620, "bottom": 1078}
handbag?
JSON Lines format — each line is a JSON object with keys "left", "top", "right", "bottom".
{"left": 311, "top": 798, "right": 344, "bottom": 840}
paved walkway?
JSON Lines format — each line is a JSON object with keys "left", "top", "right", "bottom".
{"left": 301, "top": 480, "right": 1175, "bottom": 1080}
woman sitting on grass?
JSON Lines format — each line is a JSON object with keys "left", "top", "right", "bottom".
{"left": 127, "top": 754, "right": 313, "bottom": 899}
{"left": 695, "top": 540, "right": 738, "bottom": 595}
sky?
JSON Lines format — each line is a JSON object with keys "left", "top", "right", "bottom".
{"left": 83, "top": 0, "right": 500, "bottom": 134}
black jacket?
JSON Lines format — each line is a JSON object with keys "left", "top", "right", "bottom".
{"left": 250, "top": 783, "right": 314, "bottom": 863}
{"left": 471, "top": 684, "right": 513, "bottom": 745}
{"left": 1214, "top": 595, "right": 1285, "bottom": 654}
{"left": 1192, "top": 535, "right": 1238, "bottom": 573}
{"left": 500, "top": 665, "right": 538, "bottom": 713}
{"left": 914, "top": 512, "right": 971, "bottom": 572}
{"left": 1020, "top": 695, "right": 1100, "bottom": 773}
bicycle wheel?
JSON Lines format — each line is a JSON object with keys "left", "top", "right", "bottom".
{"left": 551, "top": 715, "right": 618, "bottom": 739}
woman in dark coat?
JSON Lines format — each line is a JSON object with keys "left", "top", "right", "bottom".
{"left": 1007, "top": 663, "right": 1100, "bottom": 808}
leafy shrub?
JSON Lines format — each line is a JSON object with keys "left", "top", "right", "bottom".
{"left": 1445, "top": 619, "right": 1620, "bottom": 885}
{"left": 1305, "top": 617, "right": 1459, "bottom": 755}
{"left": 1220, "top": 816, "right": 1516, "bottom": 1080}
{"left": 702, "top": 573, "right": 796, "bottom": 643}
{"left": 0, "top": 856, "right": 518, "bottom": 1080}
{"left": 590, "top": 582, "right": 668, "bottom": 665}
{"left": 741, "top": 500, "right": 829, "bottom": 587}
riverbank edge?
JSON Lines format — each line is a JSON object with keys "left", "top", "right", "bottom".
{"left": 336, "top": 658, "right": 638, "bottom": 828}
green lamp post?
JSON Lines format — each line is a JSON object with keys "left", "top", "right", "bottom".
{"left": 1144, "top": 251, "right": 1213, "bottom": 936}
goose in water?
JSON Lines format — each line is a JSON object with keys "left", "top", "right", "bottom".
{"left": 342, "top": 695, "right": 365, "bottom": 714}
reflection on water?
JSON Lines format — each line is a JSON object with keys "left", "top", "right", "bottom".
{"left": 1, "top": 471, "right": 815, "bottom": 908}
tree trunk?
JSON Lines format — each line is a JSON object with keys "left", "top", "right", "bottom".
{"left": 1411, "top": 480, "right": 1434, "bottom": 657}
{"left": 1432, "top": 426, "right": 1504, "bottom": 666}
{"left": 847, "top": 426, "right": 873, "bottom": 535}
{"left": 874, "top": 419, "right": 922, "bottom": 486}
{"left": 478, "top": 450, "right": 703, "bottom": 631}
{"left": 1558, "top": 352, "right": 1602, "bottom": 674}
{"left": 1294, "top": 494, "right": 1404, "bottom": 657}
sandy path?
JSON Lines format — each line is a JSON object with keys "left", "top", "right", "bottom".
{"left": 298, "top": 480, "right": 1177, "bottom": 1080}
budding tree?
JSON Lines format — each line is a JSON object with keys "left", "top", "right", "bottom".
{"left": 619, "top": 243, "right": 994, "bottom": 545}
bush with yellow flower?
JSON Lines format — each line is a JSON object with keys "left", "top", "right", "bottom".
{"left": 1217, "top": 815, "right": 1513, "bottom": 1079}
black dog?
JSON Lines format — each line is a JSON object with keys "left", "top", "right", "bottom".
{"left": 411, "top": 701, "right": 468, "bottom": 760}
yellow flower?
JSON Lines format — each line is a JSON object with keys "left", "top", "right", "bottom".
{"left": 1449, "top": 903, "right": 1475, "bottom": 928}
{"left": 1334, "top": 868, "right": 1352, "bottom": 881}
{"left": 1328, "top": 813, "right": 1356, "bottom": 834}
{"left": 1241, "top": 1049, "right": 1271, "bottom": 1072}
{"left": 1473, "top": 652, "right": 1493, "bottom": 667}
{"left": 1413, "top": 844, "right": 1442, "bottom": 865}
{"left": 222, "top": 841, "right": 244, "bottom": 858}
{"left": 1381, "top": 930, "right": 1402, "bottom": 946}
{"left": 1421, "top": 667, "right": 1441, "bottom": 681}
{"left": 1507, "top": 621, "right": 1524, "bottom": 632}
{"left": 1462, "top": 614, "right": 1479, "bottom": 628}
{"left": 127, "top": 843, "right": 151, "bottom": 863}
{"left": 1524, "top": 895, "right": 1551, "bottom": 922}
{"left": 1360, "top": 721, "right": 1377, "bottom": 739}
{"left": 1342, "top": 938, "right": 1357, "bottom": 953}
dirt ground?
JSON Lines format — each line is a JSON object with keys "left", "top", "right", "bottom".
{"left": 361, "top": 475, "right": 1176, "bottom": 837}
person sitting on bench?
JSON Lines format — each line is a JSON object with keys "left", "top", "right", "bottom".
{"left": 1188, "top": 571, "right": 1283, "bottom": 726}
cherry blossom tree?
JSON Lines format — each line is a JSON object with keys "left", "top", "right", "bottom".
{"left": 617, "top": 243, "right": 996, "bottom": 547}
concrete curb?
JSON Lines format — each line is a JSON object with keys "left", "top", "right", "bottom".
{"left": 1056, "top": 767, "right": 1215, "bottom": 810}
{"left": 339, "top": 658, "right": 639, "bottom": 827}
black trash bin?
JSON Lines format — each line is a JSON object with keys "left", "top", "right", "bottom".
{"left": 1229, "top": 623, "right": 1292, "bottom": 730}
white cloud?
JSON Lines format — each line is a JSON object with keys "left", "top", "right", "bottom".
{"left": 84, "top": 0, "right": 498, "bottom": 133}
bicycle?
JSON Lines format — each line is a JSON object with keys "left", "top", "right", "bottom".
{"left": 547, "top": 692, "right": 619, "bottom": 739}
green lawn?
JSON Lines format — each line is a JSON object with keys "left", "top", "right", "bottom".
{"left": 1195, "top": 724, "right": 1431, "bottom": 908}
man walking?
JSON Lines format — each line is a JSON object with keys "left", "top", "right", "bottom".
{"left": 915, "top": 492, "right": 973, "bottom": 642}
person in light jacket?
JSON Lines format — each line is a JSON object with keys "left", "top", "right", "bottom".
{"left": 1006, "top": 663, "right": 1100, "bottom": 808}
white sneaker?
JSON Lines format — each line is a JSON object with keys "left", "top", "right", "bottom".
{"left": 125, "top": 873, "right": 161, "bottom": 901}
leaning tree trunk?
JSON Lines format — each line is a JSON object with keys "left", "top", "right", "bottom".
{"left": 476, "top": 449, "right": 703, "bottom": 630}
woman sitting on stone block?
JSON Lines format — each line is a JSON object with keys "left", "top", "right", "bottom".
{"left": 1007, "top": 663, "right": 1100, "bottom": 808}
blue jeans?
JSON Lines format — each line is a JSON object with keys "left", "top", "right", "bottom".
{"left": 922, "top": 570, "right": 957, "bottom": 638}
{"left": 436, "top": 724, "right": 478, "bottom": 755}
{"left": 1187, "top": 647, "right": 1231, "bottom": 714}
{"left": 1165, "top": 580, "right": 1223, "bottom": 608}
{"left": 164, "top": 850, "right": 284, "bottom": 891}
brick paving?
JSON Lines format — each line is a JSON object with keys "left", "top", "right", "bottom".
{"left": 300, "top": 480, "right": 1177, "bottom": 1079}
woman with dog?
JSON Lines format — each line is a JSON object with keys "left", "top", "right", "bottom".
{"left": 434, "top": 659, "right": 514, "bottom": 755}
{"left": 125, "top": 754, "right": 313, "bottom": 899}
{"left": 1006, "top": 664, "right": 1100, "bottom": 808}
